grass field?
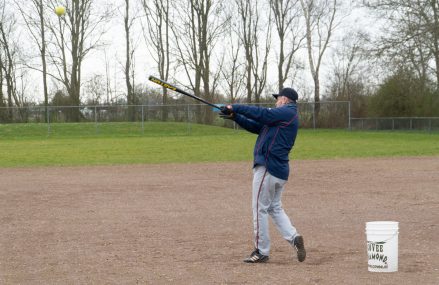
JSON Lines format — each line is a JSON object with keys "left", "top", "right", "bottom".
{"left": 0, "top": 122, "right": 438, "bottom": 167}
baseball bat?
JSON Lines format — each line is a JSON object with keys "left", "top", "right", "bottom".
{"left": 148, "top": 76, "right": 222, "bottom": 110}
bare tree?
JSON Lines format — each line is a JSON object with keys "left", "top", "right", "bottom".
{"left": 252, "top": 11, "right": 272, "bottom": 103}
{"left": 103, "top": 48, "right": 113, "bottom": 104}
{"left": 142, "top": 0, "right": 171, "bottom": 121}
{"left": 45, "top": 0, "right": 111, "bottom": 121}
{"left": 331, "top": 33, "right": 363, "bottom": 99}
{"left": 300, "top": 0, "right": 339, "bottom": 117}
{"left": 14, "top": 0, "right": 50, "bottom": 121}
{"left": 84, "top": 74, "right": 105, "bottom": 105}
{"left": 0, "top": 6, "right": 14, "bottom": 112}
{"left": 172, "top": 0, "right": 229, "bottom": 123}
{"left": 0, "top": 51, "right": 4, "bottom": 108}
{"left": 236, "top": 0, "right": 255, "bottom": 103}
{"left": 327, "top": 31, "right": 369, "bottom": 117}
{"left": 219, "top": 28, "right": 244, "bottom": 103}
{"left": 270, "top": 0, "right": 305, "bottom": 92}
{"left": 236, "top": 0, "right": 272, "bottom": 103}
{"left": 0, "top": 2, "right": 26, "bottom": 121}
{"left": 123, "top": 0, "right": 138, "bottom": 121}
{"left": 365, "top": 0, "right": 439, "bottom": 90}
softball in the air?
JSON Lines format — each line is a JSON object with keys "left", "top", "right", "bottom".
{"left": 55, "top": 6, "right": 66, "bottom": 16}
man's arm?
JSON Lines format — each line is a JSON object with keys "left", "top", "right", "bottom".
{"left": 233, "top": 113, "right": 263, "bottom": 134}
{"left": 232, "top": 104, "right": 293, "bottom": 125}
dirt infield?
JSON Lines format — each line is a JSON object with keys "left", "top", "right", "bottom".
{"left": 1, "top": 157, "right": 438, "bottom": 284}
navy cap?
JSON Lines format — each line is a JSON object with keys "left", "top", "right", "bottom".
{"left": 273, "top": 87, "right": 298, "bottom": 102}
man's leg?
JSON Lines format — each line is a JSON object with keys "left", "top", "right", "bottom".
{"left": 267, "top": 178, "right": 298, "bottom": 241}
{"left": 244, "top": 165, "right": 271, "bottom": 263}
{"left": 251, "top": 165, "right": 272, "bottom": 256}
{"left": 268, "top": 179, "right": 306, "bottom": 262}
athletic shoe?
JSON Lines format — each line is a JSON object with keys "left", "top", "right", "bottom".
{"left": 293, "top": 235, "right": 306, "bottom": 262}
{"left": 243, "top": 249, "right": 269, "bottom": 263}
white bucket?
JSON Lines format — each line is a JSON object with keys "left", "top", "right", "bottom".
{"left": 365, "top": 221, "right": 399, "bottom": 272}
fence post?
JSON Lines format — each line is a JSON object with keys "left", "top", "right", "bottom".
{"left": 392, "top": 119, "right": 394, "bottom": 130}
{"left": 187, "top": 104, "right": 191, "bottom": 135}
{"left": 313, "top": 102, "right": 316, "bottom": 129}
{"left": 47, "top": 106, "right": 51, "bottom": 137}
{"left": 141, "top": 105, "right": 144, "bottom": 135}
{"left": 348, "top": 101, "right": 351, "bottom": 130}
{"left": 94, "top": 106, "right": 98, "bottom": 134}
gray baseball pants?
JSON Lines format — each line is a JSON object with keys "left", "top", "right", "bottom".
{"left": 252, "top": 165, "right": 298, "bottom": 256}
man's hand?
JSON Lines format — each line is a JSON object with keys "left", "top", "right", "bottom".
{"left": 219, "top": 105, "right": 234, "bottom": 120}
{"left": 220, "top": 105, "right": 233, "bottom": 115}
{"left": 219, "top": 113, "right": 235, "bottom": 120}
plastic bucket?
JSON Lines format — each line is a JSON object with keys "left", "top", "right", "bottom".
{"left": 365, "top": 221, "right": 399, "bottom": 272}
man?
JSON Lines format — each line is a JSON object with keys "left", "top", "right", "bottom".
{"left": 220, "top": 87, "right": 306, "bottom": 263}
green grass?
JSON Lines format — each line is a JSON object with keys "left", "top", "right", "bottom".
{"left": 295, "top": 129, "right": 439, "bottom": 158}
{"left": 0, "top": 122, "right": 438, "bottom": 167}
{"left": 0, "top": 122, "right": 232, "bottom": 139}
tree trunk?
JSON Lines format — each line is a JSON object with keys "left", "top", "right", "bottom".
{"left": 431, "top": 0, "right": 439, "bottom": 90}
{"left": 124, "top": 0, "right": 135, "bottom": 121}
{"left": 314, "top": 75, "right": 320, "bottom": 121}
{"left": 37, "top": 0, "right": 49, "bottom": 122}
{"left": 0, "top": 58, "right": 3, "bottom": 107}
{"left": 278, "top": 36, "right": 284, "bottom": 91}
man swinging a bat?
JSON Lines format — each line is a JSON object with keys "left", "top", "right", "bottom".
{"left": 148, "top": 76, "right": 305, "bottom": 264}
{"left": 220, "top": 87, "right": 306, "bottom": 264}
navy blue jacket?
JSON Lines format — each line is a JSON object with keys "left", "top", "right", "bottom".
{"left": 232, "top": 103, "right": 299, "bottom": 180}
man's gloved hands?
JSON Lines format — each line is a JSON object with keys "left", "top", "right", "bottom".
{"left": 220, "top": 106, "right": 232, "bottom": 115}
{"left": 219, "top": 113, "right": 235, "bottom": 120}
{"left": 219, "top": 106, "right": 235, "bottom": 120}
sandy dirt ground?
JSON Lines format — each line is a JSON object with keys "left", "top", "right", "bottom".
{"left": 0, "top": 157, "right": 438, "bottom": 285}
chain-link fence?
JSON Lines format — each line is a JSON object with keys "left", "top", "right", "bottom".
{"left": 0, "top": 101, "right": 351, "bottom": 123}
{"left": 351, "top": 117, "right": 439, "bottom": 132}
{"left": 1, "top": 102, "right": 438, "bottom": 136}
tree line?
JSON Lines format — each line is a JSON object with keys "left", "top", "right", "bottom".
{"left": 0, "top": 0, "right": 438, "bottom": 123}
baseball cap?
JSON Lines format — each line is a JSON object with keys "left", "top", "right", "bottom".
{"left": 273, "top": 87, "right": 298, "bottom": 102}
